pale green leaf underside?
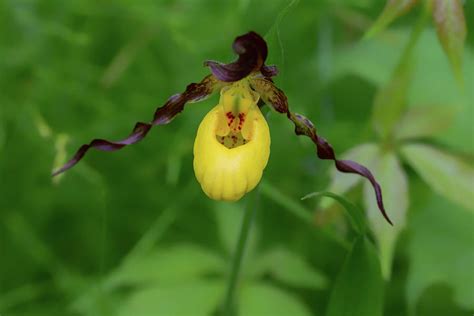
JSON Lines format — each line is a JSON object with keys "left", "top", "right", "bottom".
{"left": 401, "top": 143, "right": 474, "bottom": 211}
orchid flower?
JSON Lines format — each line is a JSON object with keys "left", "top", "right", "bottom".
{"left": 52, "top": 31, "right": 392, "bottom": 225}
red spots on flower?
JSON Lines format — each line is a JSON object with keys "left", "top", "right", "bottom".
{"left": 226, "top": 111, "right": 247, "bottom": 133}
{"left": 226, "top": 112, "right": 235, "bottom": 126}
{"left": 238, "top": 113, "right": 245, "bottom": 131}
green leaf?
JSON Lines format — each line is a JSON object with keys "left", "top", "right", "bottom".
{"left": 432, "top": 0, "right": 467, "bottom": 85}
{"left": 363, "top": 151, "right": 408, "bottom": 279}
{"left": 107, "top": 244, "right": 225, "bottom": 288}
{"left": 118, "top": 281, "right": 224, "bottom": 316}
{"left": 326, "top": 236, "right": 384, "bottom": 316}
{"left": 365, "top": 0, "right": 418, "bottom": 38}
{"left": 239, "top": 283, "right": 312, "bottom": 316}
{"left": 372, "top": 60, "right": 412, "bottom": 140}
{"left": 400, "top": 144, "right": 474, "bottom": 211}
{"left": 406, "top": 32, "right": 473, "bottom": 154}
{"left": 394, "top": 105, "right": 458, "bottom": 140}
{"left": 303, "top": 191, "right": 367, "bottom": 236}
{"left": 323, "top": 143, "right": 380, "bottom": 210}
{"left": 406, "top": 196, "right": 474, "bottom": 311}
{"left": 250, "top": 247, "right": 327, "bottom": 289}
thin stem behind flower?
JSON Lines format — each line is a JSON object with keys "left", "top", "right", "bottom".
{"left": 222, "top": 193, "right": 257, "bottom": 316}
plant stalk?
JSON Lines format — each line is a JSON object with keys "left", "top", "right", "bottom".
{"left": 222, "top": 199, "right": 256, "bottom": 316}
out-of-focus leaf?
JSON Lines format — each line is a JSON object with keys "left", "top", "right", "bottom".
{"left": 432, "top": 0, "right": 467, "bottom": 84}
{"left": 394, "top": 105, "right": 458, "bottom": 140}
{"left": 333, "top": 30, "right": 472, "bottom": 152}
{"left": 250, "top": 247, "right": 327, "bottom": 289}
{"left": 107, "top": 244, "right": 225, "bottom": 288}
{"left": 406, "top": 196, "right": 474, "bottom": 311}
{"left": 332, "top": 30, "right": 405, "bottom": 85}
{"left": 239, "top": 283, "right": 312, "bottom": 316}
{"left": 372, "top": 61, "right": 412, "bottom": 140}
{"left": 401, "top": 144, "right": 474, "bottom": 211}
{"left": 118, "top": 281, "right": 224, "bottom": 316}
{"left": 303, "top": 191, "right": 367, "bottom": 236}
{"left": 333, "top": 30, "right": 471, "bottom": 147}
{"left": 214, "top": 202, "right": 259, "bottom": 259}
{"left": 322, "top": 143, "right": 379, "bottom": 210}
{"left": 407, "top": 32, "right": 473, "bottom": 154}
{"left": 363, "top": 151, "right": 408, "bottom": 279}
{"left": 326, "top": 236, "right": 384, "bottom": 316}
{"left": 365, "top": 0, "right": 418, "bottom": 38}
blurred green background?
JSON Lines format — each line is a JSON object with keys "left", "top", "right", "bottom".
{"left": 1, "top": 0, "right": 473, "bottom": 315}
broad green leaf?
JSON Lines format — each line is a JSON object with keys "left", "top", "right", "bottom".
{"left": 303, "top": 191, "right": 367, "bottom": 236}
{"left": 394, "top": 105, "right": 458, "bottom": 140}
{"left": 322, "top": 143, "right": 379, "bottom": 210}
{"left": 239, "top": 283, "right": 312, "bottom": 316}
{"left": 406, "top": 196, "right": 474, "bottom": 311}
{"left": 107, "top": 244, "right": 225, "bottom": 288}
{"left": 401, "top": 144, "right": 474, "bottom": 211}
{"left": 118, "top": 281, "right": 224, "bottom": 316}
{"left": 250, "top": 247, "right": 327, "bottom": 289}
{"left": 372, "top": 60, "right": 412, "bottom": 140}
{"left": 432, "top": 0, "right": 467, "bottom": 84}
{"left": 365, "top": 0, "right": 418, "bottom": 38}
{"left": 326, "top": 236, "right": 384, "bottom": 316}
{"left": 363, "top": 151, "right": 408, "bottom": 279}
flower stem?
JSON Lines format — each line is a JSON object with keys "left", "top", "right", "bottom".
{"left": 222, "top": 196, "right": 256, "bottom": 316}
{"left": 396, "top": 2, "right": 431, "bottom": 70}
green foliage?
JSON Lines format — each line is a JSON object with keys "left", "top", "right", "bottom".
{"left": 303, "top": 191, "right": 368, "bottom": 235}
{"left": 239, "top": 283, "right": 312, "bottom": 316}
{"left": 118, "top": 281, "right": 225, "bottom": 316}
{"left": 1, "top": 0, "right": 473, "bottom": 315}
{"left": 406, "top": 195, "right": 474, "bottom": 313}
{"left": 251, "top": 247, "right": 328, "bottom": 289}
{"left": 326, "top": 236, "right": 384, "bottom": 316}
{"left": 401, "top": 144, "right": 474, "bottom": 211}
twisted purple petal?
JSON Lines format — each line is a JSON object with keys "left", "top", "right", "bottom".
{"left": 52, "top": 75, "right": 223, "bottom": 177}
{"left": 250, "top": 78, "right": 393, "bottom": 225}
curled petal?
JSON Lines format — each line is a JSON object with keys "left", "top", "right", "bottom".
{"left": 289, "top": 112, "right": 393, "bottom": 225}
{"left": 253, "top": 77, "right": 392, "bottom": 225}
{"left": 204, "top": 31, "right": 276, "bottom": 82}
{"left": 52, "top": 75, "right": 224, "bottom": 177}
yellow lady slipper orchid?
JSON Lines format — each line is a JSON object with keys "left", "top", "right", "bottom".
{"left": 53, "top": 31, "right": 391, "bottom": 224}
{"left": 193, "top": 81, "right": 270, "bottom": 201}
